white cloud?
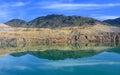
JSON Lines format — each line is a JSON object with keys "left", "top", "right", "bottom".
{"left": 42, "top": 59, "right": 120, "bottom": 69}
{"left": 41, "top": 3, "right": 120, "bottom": 10}
{"left": 0, "top": 1, "right": 29, "bottom": 22}
{"left": 94, "top": 16, "right": 119, "bottom": 20}
{"left": 0, "top": 9, "right": 13, "bottom": 22}
{"left": 0, "top": 2, "right": 28, "bottom": 8}
{"left": 11, "top": 2, "right": 28, "bottom": 7}
{"left": 91, "top": 14, "right": 120, "bottom": 20}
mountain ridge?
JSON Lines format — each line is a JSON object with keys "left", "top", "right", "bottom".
{"left": 5, "top": 19, "right": 27, "bottom": 27}
{"left": 5, "top": 14, "right": 107, "bottom": 28}
{"left": 103, "top": 17, "right": 120, "bottom": 26}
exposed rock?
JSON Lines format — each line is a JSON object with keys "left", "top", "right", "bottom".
{"left": 69, "top": 32, "right": 120, "bottom": 43}
{"left": 0, "top": 38, "right": 26, "bottom": 44}
{"left": 0, "top": 23, "right": 12, "bottom": 28}
{"left": 0, "top": 24, "right": 120, "bottom": 43}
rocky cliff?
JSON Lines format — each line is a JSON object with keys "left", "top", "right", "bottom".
{"left": 69, "top": 32, "right": 120, "bottom": 43}
{"left": 0, "top": 24, "right": 120, "bottom": 44}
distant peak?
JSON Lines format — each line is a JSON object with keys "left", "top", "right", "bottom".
{"left": 5, "top": 19, "right": 27, "bottom": 27}
{"left": 103, "top": 17, "right": 120, "bottom": 26}
{"left": 5, "top": 14, "right": 105, "bottom": 28}
{"left": 8, "top": 19, "right": 26, "bottom": 22}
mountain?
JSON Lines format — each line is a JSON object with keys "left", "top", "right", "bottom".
{"left": 5, "top": 14, "right": 105, "bottom": 28}
{"left": 1, "top": 15, "right": 120, "bottom": 43}
{"left": 5, "top": 19, "right": 27, "bottom": 27}
{"left": 27, "top": 14, "right": 104, "bottom": 28}
{"left": 103, "top": 17, "right": 120, "bottom": 26}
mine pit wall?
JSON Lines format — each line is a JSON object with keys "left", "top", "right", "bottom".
{"left": 68, "top": 32, "right": 120, "bottom": 43}
{"left": 0, "top": 32, "right": 120, "bottom": 44}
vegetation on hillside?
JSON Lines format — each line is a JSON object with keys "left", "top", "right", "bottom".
{"left": 9, "top": 43, "right": 120, "bottom": 60}
{"left": 5, "top": 14, "right": 104, "bottom": 28}
{"left": 5, "top": 19, "right": 27, "bottom": 27}
{"left": 103, "top": 17, "right": 120, "bottom": 26}
{"left": 11, "top": 50, "right": 99, "bottom": 60}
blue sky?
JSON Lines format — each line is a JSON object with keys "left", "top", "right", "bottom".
{"left": 0, "top": 0, "right": 120, "bottom": 22}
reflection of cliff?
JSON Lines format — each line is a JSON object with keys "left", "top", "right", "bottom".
{"left": 0, "top": 42, "right": 119, "bottom": 50}
{"left": 0, "top": 25, "right": 120, "bottom": 43}
{"left": 0, "top": 42, "right": 119, "bottom": 57}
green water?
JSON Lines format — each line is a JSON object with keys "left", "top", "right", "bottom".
{"left": 0, "top": 43, "right": 120, "bottom": 75}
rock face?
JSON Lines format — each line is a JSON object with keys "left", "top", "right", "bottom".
{"left": 0, "top": 38, "right": 26, "bottom": 44}
{"left": 0, "top": 34, "right": 120, "bottom": 44}
{"left": 0, "top": 23, "right": 14, "bottom": 32}
{"left": 69, "top": 32, "right": 120, "bottom": 43}
{"left": 0, "top": 24, "right": 120, "bottom": 44}
{"left": 0, "top": 32, "right": 120, "bottom": 44}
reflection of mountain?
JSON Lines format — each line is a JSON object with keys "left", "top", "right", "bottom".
{"left": 0, "top": 42, "right": 120, "bottom": 59}
{"left": 10, "top": 46, "right": 120, "bottom": 60}
{"left": 108, "top": 47, "right": 120, "bottom": 54}
{"left": 10, "top": 50, "right": 100, "bottom": 60}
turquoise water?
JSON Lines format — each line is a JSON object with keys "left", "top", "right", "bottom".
{"left": 0, "top": 43, "right": 120, "bottom": 75}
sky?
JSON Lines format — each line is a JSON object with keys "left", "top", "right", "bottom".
{"left": 0, "top": 0, "right": 120, "bottom": 22}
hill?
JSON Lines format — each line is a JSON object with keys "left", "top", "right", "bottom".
{"left": 5, "top": 14, "right": 105, "bottom": 28}
{"left": 103, "top": 17, "right": 120, "bottom": 26}
{"left": 5, "top": 19, "right": 27, "bottom": 27}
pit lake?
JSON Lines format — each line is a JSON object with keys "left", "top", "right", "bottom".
{"left": 0, "top": 42, "right": 120, "bottom": 75}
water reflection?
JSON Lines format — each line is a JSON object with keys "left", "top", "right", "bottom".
{"left": 0, "top": 42, "right": 120, "bottom": 75}
{"left": 10, "top": 47, "right": 120, "bottom": 60}
{"left": 0, "top": 42, "right": 119, "bottom": 60}
{"left": 10, "top": 50, "right": 99, "bottom": 60}
{"left": 0, "top": 42, "right": 119, "bottom": 50}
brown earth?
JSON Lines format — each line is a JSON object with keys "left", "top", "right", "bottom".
{"left": 0, "top": 24, "right": 120, "bottom": 44}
